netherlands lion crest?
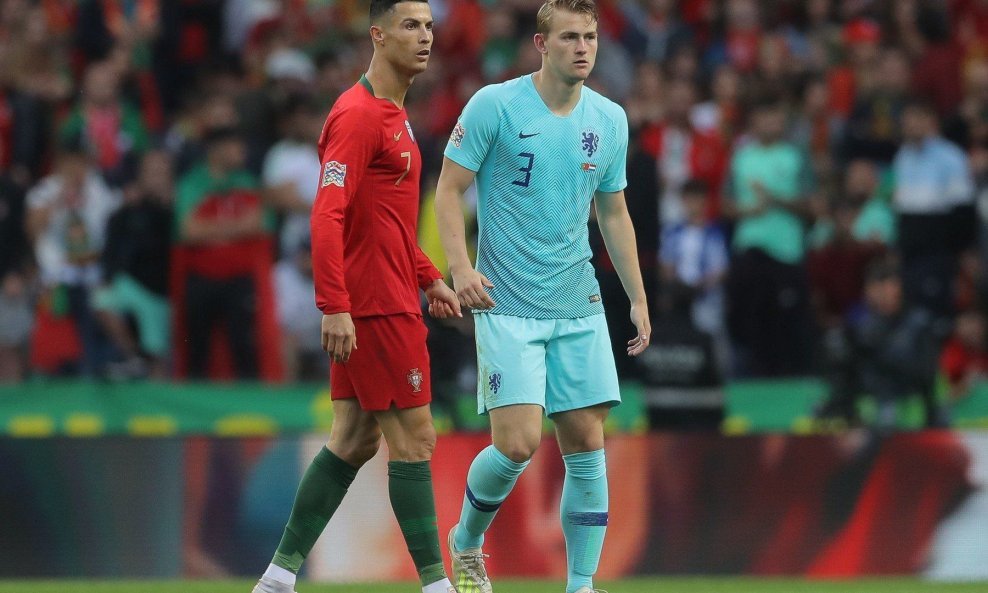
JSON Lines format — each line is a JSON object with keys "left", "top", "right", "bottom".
{"left": 488, "top": 372, "right": 501, "bottom": 395}
{"left": 581, "top": 129, "right": 599, "bottom": 158}
{"left": 407, "top": 368, "right": 423, "bottom": 393}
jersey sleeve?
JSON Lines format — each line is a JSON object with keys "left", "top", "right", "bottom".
{"left": 598, "top": 105, "right": 629, "bottom": 193}
{"left": 311, "top": 104, "right": 381, "bottom": 315}
{"left": 415, "top": 247, "right": 443, "bottom": 290}
{"left": 443, "top": 85, "right": 501, "bottom": 172}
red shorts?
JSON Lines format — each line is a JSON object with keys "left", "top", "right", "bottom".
{"left": 330, "top": 313, "right": 432, "bottom": 411}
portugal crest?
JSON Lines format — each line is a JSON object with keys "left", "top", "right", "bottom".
{"left": 581, "top": 129, "right": 599, "bottom": 158}
{"left": 407, "top": 368, "right": 423, "bottom": 393}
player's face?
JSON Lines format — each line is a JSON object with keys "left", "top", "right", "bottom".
{"left": 378, "top": 2, "right": 434, "bottom": 76}
{"left": 538, "top": 9, "right": 598, "bottom": 84}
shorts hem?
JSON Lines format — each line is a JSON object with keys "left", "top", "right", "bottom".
{"left": 545, "top": 393, "right": 621, "bottom": 417}
{"left": 478, "top": 398, "right": 546, "bottom": 416}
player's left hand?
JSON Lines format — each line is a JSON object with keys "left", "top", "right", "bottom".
{"left": 627, "top": 299, "right": 651, "bottom": 356}
{"left": 425, "top": 279, "right": 463, "bottom": 319}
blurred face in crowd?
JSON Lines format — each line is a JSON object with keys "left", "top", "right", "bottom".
{"left": 727, "top": 0, "right": 760, "bottom": 31}
{"left": 866, "top": 275, "right": 903, "bottom": 317}
{"left": 138, "top": 150, "right": 174, "bottom": 204}
{"left": 683, "top": 190, "right": 707, "bottom": 225}
{"left": 712, "top": 65, "right": 740, "bottom": 103}
{"left": 58, "top": 151, "right": 91, "bottom": 187}
{"left": 802, "top": 79, "right": 829, "bottom": 116}
{"left": 371, "top": 1, "right": 434, "bottom": 77}
{"left": 200, "top": 95, "right": 240, "bottom": 131}
{"left": 956, "top": 311, "right": 987, "bottom": 351}
{"left": 82, "top": 62, "right": 120, "bottom": 108}
{"left": 901, "top": 105, "right": 937, "bottom": 144}
{"left": 878, "top": 49, "right": 911, "bottom": 95}
{"left": 209, "top": 137, "right": 246, "bottom": 173}
{"left": 751, "top": 104, "right": 787, "bottom": 144}
{"left": 536, "top": 7, "right": 599, "bottom": 85}
{"left": 966, "top": 60, "right": 988, "bottom": 104}
{"left": 665, "top": 80, "right": 696, "bottom": 126}
{"left": 844, "top": 159, "right": 878, "bottom": 203}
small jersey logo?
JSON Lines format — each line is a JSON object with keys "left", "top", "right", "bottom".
{"left": 404, "top": 120, "right": 416, "bottom": 143}
{"left": 519, "top": 131, "right": 540, "bottom": 139}
{"left": 394, "top": 131, "right": 403, "bottom": 142}
{"left": 488, "top": 372, "right": 502, "bottom": 395}
{"left": 450, "top": 121, "right": 466, "bottom": 148}
{"left": 581, "top": 129, "right": 599, "bottom": 158}
{"left": 589, "top": 294, "right": 601, "bottom": 303}
{"left": 581, "top": 162, "right": 597, "bottom": 173}
{"left": 407, "top": 368, "right": 423, "bottom": 393}
{"left": 322, "top": 160, "right": 347, "bottom": 187}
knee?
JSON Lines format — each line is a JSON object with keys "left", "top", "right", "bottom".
{"left": 393, "top": 423, "right": 437, "bottom": 462}
{"left": 332, "top": 432, "right": 382, "bottom": 467}
{"left": 495, "top": 436, "right": 540, "bottom": 464}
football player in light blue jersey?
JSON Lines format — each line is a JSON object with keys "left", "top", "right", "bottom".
{"left": 433, "top": 1, "right": 651, "bottom": 592}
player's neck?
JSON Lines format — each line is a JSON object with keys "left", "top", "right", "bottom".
{"left": 364, "top": 58, "right": 413, "bottom": 109}
{"left": 532, "top": 69, "right": 583, "bottom": 116}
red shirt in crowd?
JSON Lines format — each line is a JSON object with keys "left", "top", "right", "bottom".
{"left": 940, "top": 337, "right": 988, "bottom": 386}
{"left": 311, "top": 78, "right": 442, "bottom": 318}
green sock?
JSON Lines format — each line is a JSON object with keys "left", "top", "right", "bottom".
{"left": 388, "top": 460, "right": 447, "bottom": 586}
{"left": 272, "top": 447, "right": 358, "bottom": 573}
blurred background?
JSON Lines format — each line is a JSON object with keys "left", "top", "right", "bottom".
{"left": 1, "top": 0, "right": 988, "bottom": 586}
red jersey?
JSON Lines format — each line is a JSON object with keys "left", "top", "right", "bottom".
{"left": 311, "top": 78, "right": 442, "bottom": 318}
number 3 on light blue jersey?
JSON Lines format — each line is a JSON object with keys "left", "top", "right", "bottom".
{"left": 512, "top": 152, "right": 535, "bottom": 188}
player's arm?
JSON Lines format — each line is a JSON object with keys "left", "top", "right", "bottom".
{"left": 311, "top": 105, "right": 377, "bottom": 362}
{"left": 595, "top": 189, "right": 651, "bottom": 356}
{"left": 435, "top": 86, "right": 501, "bottom": 310}
{"left": 434, "top": 157, "right": 494, "bottom": 309}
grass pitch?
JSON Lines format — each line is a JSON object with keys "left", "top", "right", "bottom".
{"left": 0, "top": 579, "right": 986, "bottom": 593}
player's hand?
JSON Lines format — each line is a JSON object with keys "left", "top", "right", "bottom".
{"left": 627, "top": 299, "right": 651, "bottom": 356}
{"left": 425, "top": 279, "right": 462, "bottom": 319}
{"left": 322, "top": 312, "right": 357, "bottom": 363}
{"left": 451, "top": 266, "right": 496, "bottom": 310}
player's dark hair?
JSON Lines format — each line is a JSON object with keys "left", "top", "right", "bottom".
{"left": 370, "top": 0, "right": 428, "bottom": 23}
{"left": 536, "top": 0, "right": 599, "bottom": 36}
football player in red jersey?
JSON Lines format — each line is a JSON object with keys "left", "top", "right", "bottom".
{"left": 253, "top": 1, "right": 460, "bottom": 592}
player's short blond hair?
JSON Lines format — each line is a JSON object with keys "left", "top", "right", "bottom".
{"left": 536, "top": 0, "right": 599, "bottom": 36}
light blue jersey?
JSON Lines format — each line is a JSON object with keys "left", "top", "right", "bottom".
{"left": 445, "top": 74, "right": 629, "bottom": 319}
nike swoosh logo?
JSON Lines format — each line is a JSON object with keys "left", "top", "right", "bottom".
{"left": 394, "top": 131, "right": 403, "bottom": 141}
{"left": 519, "top": 131, "right": 540, "bottom": 139}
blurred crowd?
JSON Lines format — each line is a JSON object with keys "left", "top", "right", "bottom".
{"left": 1, "top": 0, "right": 987, "bottom": 427}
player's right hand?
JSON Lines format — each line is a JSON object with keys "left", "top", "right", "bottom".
{"left": 322, "top": 312, "right": 357, "bottom": 363}
{"left": 451, "top": 267, "right": 496, "bottom": 310}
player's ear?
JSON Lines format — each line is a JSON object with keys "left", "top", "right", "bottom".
{"left": 370, "top": 24, "right": 385, "bottom": 45}
{"left": 534, "top": 33, "right": 548, "bottom": 54}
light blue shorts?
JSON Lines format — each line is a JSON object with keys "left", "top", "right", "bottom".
{"left": 474, "top": 313, "right": 621, "bottom": 416}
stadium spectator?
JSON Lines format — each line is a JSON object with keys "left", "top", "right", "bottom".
{"left": 261, "top": 93, "right": 322, "bottom": 257}
{"left": 620, "top": 0, "right": 693, "bottom": 63}
{"left": 691, "top": 63, "right": 743, "bottom": 141}
{"left": 840, "top": 48, "right": 911, "bottom": 165}
{"left": 820, "top": 259, "right": 943, "bottom": 428}
{"left": 59, "top": 60, "right": 150, "bottom": 187}
{"left": 725, "top": 97, "right": 815, "bottom": 377}
{"left": 640, "top": 78, "right": 729, "bottom": 226}
{"left": 807, "top": 197, "right": 885, "bottom": 331}
{"left": 940, "top": 308, "right": 988, "bottom": 402}
{"left": 25, "top": 141, "right": 121, "bottom": 376}
{"left": 0, "top": 270, "right": 32, "bottom": 382}
{"left": 173, "top": 127, "right": 273, "bottom": 380}
{"left": 660, "top": 178, "right": 730, "bottom": 369}
{"left": 272, "top": 240, "right": 325, "bottom": 382}
{"left": 893, "top": 99, "right": 976, "bottom": 318}
{"left": 93, "top": 149, "right": 174, "bottom": 380}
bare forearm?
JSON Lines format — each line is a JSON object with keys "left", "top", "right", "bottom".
{"left": 599, "top": 210, "right": 647, "bottom": 304}
{"left": 434, "top": 187, "right": 472, "bottom": 274}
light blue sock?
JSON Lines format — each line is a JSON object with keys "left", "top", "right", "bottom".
{"left": 561, "top": 449, "right": 608, "bottom": 593}
{"left": 453, "top": 445, "right": 529, "bottom": 551}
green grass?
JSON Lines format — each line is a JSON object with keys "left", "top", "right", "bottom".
{"left": 0, "top": 579, "right": 986, "bottom": 593}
